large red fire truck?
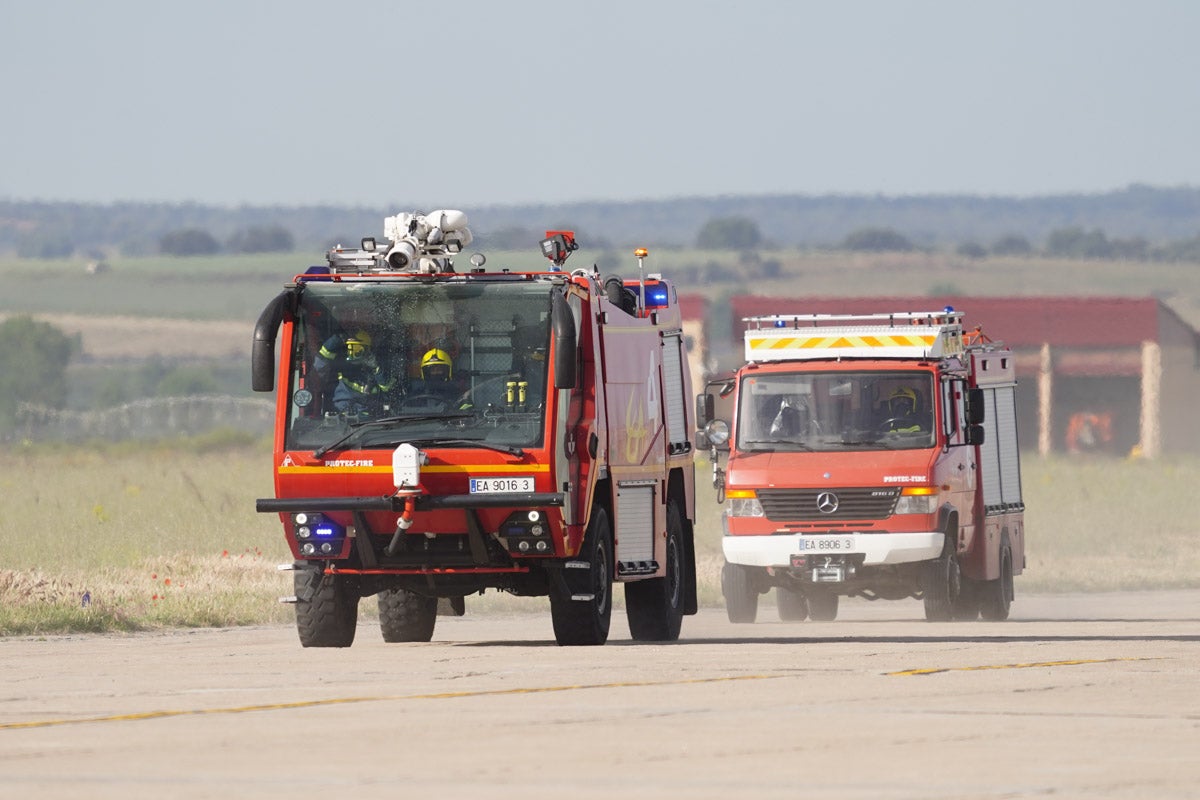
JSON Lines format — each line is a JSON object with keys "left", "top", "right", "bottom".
{"left": 696, "top": 309, "right": 1025, "bottom": 622}
{"left": 253, "top": 211, "right": 697, "bottom": 646}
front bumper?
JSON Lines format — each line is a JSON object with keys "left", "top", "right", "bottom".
{"left": 722, "top": 531, "right": 943, "bottom": 568}
{"left": 257, "top": 492, "right": 565, "bottom": 513}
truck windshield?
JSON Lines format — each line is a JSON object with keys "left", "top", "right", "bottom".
{"left": 284, "top": 279, "right": 553, "bottom": 452}
{"left": 736, "top": 369, "right": 936, "bottom": 452}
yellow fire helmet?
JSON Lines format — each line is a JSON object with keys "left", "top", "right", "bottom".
{"left": 421, "top": 348, "right": 453, "bottom": 379}
{"left": 889, "top": 386, "right": 917, "bottom": 415}
{"left": 346, "top": 330, "right": 372, "bottom": 359}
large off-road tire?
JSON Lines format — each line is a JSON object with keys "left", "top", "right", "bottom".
{"left": 952, "top": 577, "right": 982, "bottom": 620}
{"left": 807, "top": 590, "right": 839, "bottom": 621}
{"left": 294, "top": 567, "right": 359, "bottom": 648}
{"left": 550, "top": 506, "right": 613, "bottom": 646}
{"left": 377, "top": 587, "right": 438, "bottom": 642}
{"left": 980, "top": 536, "right": 1015, "bottom": 621}
{"left": 776, "top": 586, "right": 809, "bottom": 621}
{"left": 721, "top": 561, "right": 758, "bottom": 623}
{"left": 625, "top": 502, "right": 685, "bottom": 641}
{"left": 922, "top": 542, "right": 962, "bottom": 622}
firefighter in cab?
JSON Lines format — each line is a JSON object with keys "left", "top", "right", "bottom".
{"left": 407, "top": 347, "right": 472, "bottom": 410}
{"left": 882, "top": 386, "right": 930, "bottom": 433}
{"left": 314, "top": 330, "right": 396, "bottom": 414}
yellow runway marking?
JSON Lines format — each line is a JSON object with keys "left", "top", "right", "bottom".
{"left": 0, "top": 673, "right": 787, "bottom": 731}
{"left": 888, "top": 656, "right": 1161, "bottom": 676}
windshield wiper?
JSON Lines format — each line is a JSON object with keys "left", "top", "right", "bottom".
{"left": 312, "top": 412, "right": 475, "bottom": 459}
{"left": 409, "top": 438, "right": 525, "bottom": 457}
{"left": 742, "top": 439, "right": 812, "bottom": 451}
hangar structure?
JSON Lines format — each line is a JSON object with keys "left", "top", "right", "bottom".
{"left": 722, "top": 296, "right": 1200, "bottom": 459}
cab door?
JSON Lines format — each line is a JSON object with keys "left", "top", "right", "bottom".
{"left": 938, "top": 377, "right": 977, "bottom": 553}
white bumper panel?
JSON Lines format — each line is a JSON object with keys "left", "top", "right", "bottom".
{"left": 723, "top": 531, "right": 944, "bottom": 568}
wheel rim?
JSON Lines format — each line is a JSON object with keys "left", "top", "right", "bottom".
{"left": 594, "top": 536, "right": 610, "bottom": 615}
{"left": 666, "top": 534, "right": 682, "bottom": 609}
{"left": 1002, "top": 550, "right": 1014, "bottom": 605}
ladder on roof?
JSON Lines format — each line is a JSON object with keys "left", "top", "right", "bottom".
{"left": 742, "top": 310, "right": 966, "bottom": 362}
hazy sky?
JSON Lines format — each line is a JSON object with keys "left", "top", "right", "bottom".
{"left": 3, "top": 0, "right": 1198, "bottom": 208}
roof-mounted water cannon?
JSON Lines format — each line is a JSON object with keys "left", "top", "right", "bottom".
{"left": 539, "top": 230, "right": 578, "bottom": 270}
{"left": 381, "top": 210, "right": 474, "bottom": 273}
{"left": 324, "top": 210, "right": 474, "bottom": 274}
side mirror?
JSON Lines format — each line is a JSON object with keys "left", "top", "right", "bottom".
{"left": 966, "top": 423, "right": 985, "bottom": 446}
{"left": 551, "top": 290, "right": 577, "bottom": 389}
{"left": 696, "top": 393, "right": 714, "bottom": 427}
{"left": 966, "top": 387, "right": 985, "bottom": 425}
{"left": 695, "top": 430, "right": 710, "bottom": 450}
{"left": 252, "top": 290, "right": 293, "bottom": 392}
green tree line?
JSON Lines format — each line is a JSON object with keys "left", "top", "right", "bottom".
{"left": 0, "top": 316, "right": 77, "bottom": 434}
{"left": 4, "top": 184, "right": 1200, "bottom": 257}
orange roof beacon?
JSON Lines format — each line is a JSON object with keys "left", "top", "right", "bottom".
{"left": 253, "top": 211, "right": 697, "bottom": 646}
{"left": 696, "top": 309, "right": 1025, "bottom": 622}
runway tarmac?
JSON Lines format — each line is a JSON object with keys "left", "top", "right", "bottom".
{"left": 2, "top": 590, "right": 1197, "bottom": 798}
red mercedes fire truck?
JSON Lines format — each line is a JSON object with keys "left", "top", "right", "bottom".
{"left": 253, "top": 211, "right": 697, "bottom": 646}
{"left": 696, "top": 309, "right": 1025, "bottom": 622}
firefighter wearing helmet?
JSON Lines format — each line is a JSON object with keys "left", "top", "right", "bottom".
{"left": 408, "top": 346, "right": 472, "bottom": 410}
{"left": 313, "top": 329, "right": 397, "bottom": 414}
{"left": 421, "top": 348, "right": 453, "bottom": 382}
{"left": 882, "top": 385, "right": 929, "bottom": 434}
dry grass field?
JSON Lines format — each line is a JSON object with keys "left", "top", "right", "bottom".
{"left": 2, "top": 248, "right": 1198, "bottom": 634}
{"left": 4, "top": 248, "right": 1200, "bottom": 339}
{"left": 1, "top": 441, "right": 1196, "bottom": 636}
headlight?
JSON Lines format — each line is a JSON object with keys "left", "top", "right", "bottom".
{"left": 728, "top": 497, "right": 765, "bottom": 517}
{"left": 705, "top": 419, "right": 730, "bottom": 446}
{"left": 895, "top": 491, "right": 937, "bottom": 515}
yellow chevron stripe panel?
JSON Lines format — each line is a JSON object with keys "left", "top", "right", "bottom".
{"left": 748, "top": 333, "right": 937, "bottom": 351}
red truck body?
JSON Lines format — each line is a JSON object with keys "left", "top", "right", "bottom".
{"left": 698, "top": 309, "right": 1025, "bottom": 622}
{"left": 253, "top": 213, "right": 697, "bottom": 646}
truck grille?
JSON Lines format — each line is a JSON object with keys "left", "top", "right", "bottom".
{"left": 757, "top": 487, "right": 901, "bottom": 521}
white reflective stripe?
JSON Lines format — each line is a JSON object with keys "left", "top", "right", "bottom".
{"left": 722, "top": 532, "right": 944, "bottom": 567}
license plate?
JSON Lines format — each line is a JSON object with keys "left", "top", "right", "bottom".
{"left": 469, "top": 476, "right": 535, "bottom": 494}
{"left": 795, "top": 536, "right": 855, "bottom": 553}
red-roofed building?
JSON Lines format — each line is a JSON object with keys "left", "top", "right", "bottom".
{"left": 722, "top": 296, "right": 1200, "bottom": 458}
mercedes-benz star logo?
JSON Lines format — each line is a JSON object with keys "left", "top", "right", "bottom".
{"left": 816, "top": 491, "right": 839, "bottom": 514}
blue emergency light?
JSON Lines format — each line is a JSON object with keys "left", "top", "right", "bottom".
{"left": 634, "top": 282, "right": 670, "bottom": 308}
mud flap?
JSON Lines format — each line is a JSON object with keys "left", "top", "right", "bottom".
{"left": 549, "top": 560, "right": 595, "bottom": 601}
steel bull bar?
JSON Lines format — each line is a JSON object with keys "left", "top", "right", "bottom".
{"left": 260, "top": 492, "right": 567, "bottom": 575}
{"left": 260, "top": 492, "right": 599, "bottom": 603}
{"left": 256, "top": 492, "right": 564, "bottom": 514}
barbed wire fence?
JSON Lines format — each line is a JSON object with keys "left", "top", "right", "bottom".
{"left": 16, "top": 396, "right": 274, "bottom": 442}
